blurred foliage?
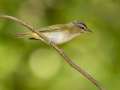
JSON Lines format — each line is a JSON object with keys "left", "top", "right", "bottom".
{"left": 0, "top": 0, "right": 120, "bottom": 90}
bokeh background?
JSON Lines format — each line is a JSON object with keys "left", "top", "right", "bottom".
{"left": 0, "top": 0, "right": 120, "bottom": 90}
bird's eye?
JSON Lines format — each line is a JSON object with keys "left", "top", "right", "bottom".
{"left": 80, "top": 26, "right": 85, "bottom": 29}
{"left": 73, "top": 21, "right": 87, "bottom": 30}
{"left": 77, "top": 23, "right": 87, "bottom": 30}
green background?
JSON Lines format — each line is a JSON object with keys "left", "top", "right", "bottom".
{"left": 0, "top": 0, "right": 120, "bottom": 90}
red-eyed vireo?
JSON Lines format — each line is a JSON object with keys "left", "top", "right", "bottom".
{"left": 17, "top": 20, "right": 91, "bottom": 44}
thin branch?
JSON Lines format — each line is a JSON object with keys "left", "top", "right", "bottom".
{"left": 0, "top": 15, "right": 105, "bottom": 90}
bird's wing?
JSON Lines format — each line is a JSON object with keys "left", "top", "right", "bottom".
{"left": 38, "top": 24, "right": 68, "bottom": 32}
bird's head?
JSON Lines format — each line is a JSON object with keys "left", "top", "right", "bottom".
{"left": 72, "top": 20, "right": 92, "bottom": 33}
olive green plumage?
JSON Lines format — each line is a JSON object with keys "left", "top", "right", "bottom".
{"left": 17, "top": 20, "right": 91, "bottom": 44}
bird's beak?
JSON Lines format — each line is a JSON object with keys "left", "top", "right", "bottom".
{"left": 86, "top": 28, "right": 92, "bottom": 32}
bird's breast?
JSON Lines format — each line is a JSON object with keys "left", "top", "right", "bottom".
{"left": 42, "top": 31, "right": 72, "bottom": 44}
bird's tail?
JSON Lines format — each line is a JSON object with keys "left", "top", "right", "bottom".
{"left": 16, "top": 32, "right": 41, "bottom": 40}
{"left": 16, "top": 32, "right": 32, "bottom": 38}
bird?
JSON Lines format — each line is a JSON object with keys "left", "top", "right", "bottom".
{"left": 17, "top": 20, "right": 92, "bottom": 45}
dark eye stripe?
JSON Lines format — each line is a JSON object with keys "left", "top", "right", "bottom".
{"left": 72, "top": 20, "right": 88, "bottom": 30}
{"left": 78, "top": 22, "right": 87, "bottom": 28}
{"left": 77, "top": 23, "right": 87, "bottom": 30}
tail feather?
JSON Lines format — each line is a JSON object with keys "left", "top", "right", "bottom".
{"left": 16, "top": 32, "right": 32, "bottom": 38}
{"left": 16, "top": 32, "right": 41, "bottom": 40}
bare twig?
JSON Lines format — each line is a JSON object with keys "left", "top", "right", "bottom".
{"left": 0, "top": 15, "right": 105, "bottom": 90}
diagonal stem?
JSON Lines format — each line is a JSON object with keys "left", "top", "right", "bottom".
{"left": 0, "top": 15, "right": 105, "bottom": 90}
